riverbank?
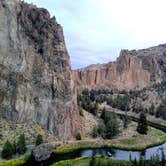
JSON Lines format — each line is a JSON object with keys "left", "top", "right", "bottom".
{"left": 0, "top": 127, "right": 166, "bottom": 165}
{"left": 51, "top": 157, "right": 132, "bottom": 166}
{"left": 0, "top": 156, "right": 30, "bottom": 166}
{"left": 100, "top": 103, "right": 166, "bottom": 131}
{"left": 54, "top": 127, "right": 166, "bottom": 155}
{"left": 51, "top": 156, "right": 166, "bottom": 166}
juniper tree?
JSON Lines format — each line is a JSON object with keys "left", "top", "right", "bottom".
{"left": 137, "top": 112, "right": 148, "bottom": 134}
{"left": 1, "top": 140, "right": 13, "bottom": 159}
{"left": 17, "top": 134, "right": 27, "bottom": 154}
{"left": 35, "top": 134, "right": 43, "bottom": 146}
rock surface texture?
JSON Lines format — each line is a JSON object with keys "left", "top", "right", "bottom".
{"left": 32, "top": 143, "right": 53, "bottom": 162}
{"left": 0, "top": 0, "right": 80, "bottom": 140}
{"left": 73, "top": 44, "right": 166, "bottom": 91}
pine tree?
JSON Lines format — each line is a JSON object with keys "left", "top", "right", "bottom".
{"left": 149, "top": 104, "right": 155, "bottom": 115}
{"left": 91, "top": 126, "right": 98, "bottom": 138}
{"left": 105, "top": 113, "right": 119, "bottom": 139}
{"left": 123, "top": 115, "right": 131, "bottom": 129}
{"left": 1, "top": 140, "right": 13, "bottom": 159}
{"left": 100, "top": 108, "right": 106, "bottom": 120}
{"left": 90, "top": 102, "right": 98, "bottom": 116}
{"left": 12, "top": 140, "right": 17, "bottom": 154}
{"left": 137, "top": 113, "right": 148, "bottom": 134}
{"left": 75, "top": 132, "right": 81, "bottom": 140}
{"left": 35, "top": 134, "right": 43, "bottom": 146}
{"left": 17, "top": 134, "right": 27, "bottom": 154}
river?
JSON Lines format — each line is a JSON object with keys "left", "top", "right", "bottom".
{"left": 27, "top": 142, "right": 166, "bottom": 166}
{"left": 80, "top": 143, "right": 166, "bottom": 161}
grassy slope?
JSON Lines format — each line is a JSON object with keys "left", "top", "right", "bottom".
{"left": 0, "top": 118, "right": 56, "bottom": 146}
{"left": 0, "top": 123, "right": 166, "bottom": 165}
{"left": 0, "top": 156, "right": 29, "bottom": 166}
{"left": 54, "top": 127, "right": 166, "bottom": 154}
{"left": 51, "top": 157, "right": 131, "bottom": 166}
{"left": 111, "top": 128, "right": 166, "bottom": 150}
{"left": 0, "top": 127, "right": 165, "bottom": 165}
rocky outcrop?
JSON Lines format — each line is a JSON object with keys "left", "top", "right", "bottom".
{"left": 32, "top": 143, "right": 53, "bottom": 162}
{"left": 73, "top": 44, "right": 166, "bottom": 91}
{"left": 0, "top": 0, "right": 80, "bottom": 140}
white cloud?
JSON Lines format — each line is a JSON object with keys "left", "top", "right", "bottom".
{"left": 24, "top": 0, "right": 166, "bottom": 69}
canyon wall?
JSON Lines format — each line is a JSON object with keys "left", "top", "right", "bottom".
{"left": 73, "top": 44, "right": 166, "bottom": 91}
{"left": 0, "top": 0, "right": 80, "bottom": 140}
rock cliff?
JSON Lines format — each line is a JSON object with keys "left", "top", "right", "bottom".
{"left": 0, "top": 0, "right": 80, "bottom": 140}
{"left": 73, "top": 44, "right": 166, "bottom": 91}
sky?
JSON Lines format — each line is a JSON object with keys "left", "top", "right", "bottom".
{"left": 25, "top": 0, "right": 166, "bottom": 69}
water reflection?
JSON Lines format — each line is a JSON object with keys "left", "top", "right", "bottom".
{"left": 26, "top": 143, "right": 166, "bottom": 166}
{"left": 80, "top": 143, "right": 166, "bottom": 161}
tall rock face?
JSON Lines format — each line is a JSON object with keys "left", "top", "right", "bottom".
{"left": 73, "top": 44, "right": 166, "bottom": 91}
{"left": 0, "top": 0, "right": 80, "bottom": 140}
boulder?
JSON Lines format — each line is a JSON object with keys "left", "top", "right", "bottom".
{"left": 32, "top": 143, "right": 53, "bottom": 162}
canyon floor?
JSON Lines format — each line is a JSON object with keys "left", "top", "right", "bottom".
{"left": 54, "top": 109, "right": 166, "bottom": 153}
{"left": 0, "top": 109, "right": 166, "bottom": 150}
{"left": 55, "top": 125, "right": 166, "bottom": 153}
{"left": 0, "top": 109, "right": 166, "bottom": 165}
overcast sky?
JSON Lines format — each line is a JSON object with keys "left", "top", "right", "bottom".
{"left": 25, "top": 0, "right": 166, "bottom": 69}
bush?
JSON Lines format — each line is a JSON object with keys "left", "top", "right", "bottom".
{"left": 75, "top": 132, "right": 81, "bottom": 140}
{"left": 137, "top": 113, "right": 148, "bottom": 134}
{"left": 121, "top": 115, "right": 131, "bottom": 128}
{"left": 12, "top": 140, "right": 17, "bottom": 154}
{"left": 17, "top": 134, "right": 27, "bottom": 154}
{"left": 100, "top": 108, "right": 106, "bottom": 119}
{"left": 77, "top": 90, "right": 99, "bottom": 116}
{"left": 97, "top": 111, "right": 120, "bottom": 139}
{"left": 91, "top": 126, "right": 98, "bottom": 138}
{"left": 97, "top": 124, "right": 106, "bottom": 138}
{"left": 107, "top": 95, "right": 131, "bottom": 111}
{"left": 156, "top": 104, "right": 166, "bottom": 120}
{"left": 148, "top": 104, "right": 155, "bottom": 116}
{"left": 105, "top": 117, "right": 120, "bottom": 139}
{"left": 1, "top": 140, "right": 13, "bottom": 159}
{"left": 35, "top": 134, "right": 43, "bottom": 146}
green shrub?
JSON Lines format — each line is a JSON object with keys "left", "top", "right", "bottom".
{"left": 156, "top": 104, "right": 166, "bottom": 120}
{"left": 35, "top": 134, "right": 43, "bottom": 146}
{"left": 75, "top": 132, "right": 81, "bottom": 140}
{"left": 148, "top": 104, "right": 155, "bottom": 116}
{"left": 107, "top": 95, "right": 131, "bottom": 111}
{"left": 105, "top": 118, "right": 119, "bottom": 139}
{"left": 77, "top": 90, "right": 98, "bottom": 116}
{"left": 121, "top": 115, "right": 131, "bottom": 129}
{"left": 93, "top": 111, "right": 120, "bottom": 139}
{"left": 91, "top": 126, "right": 98, "bottom": 138}
{"left": 137, "top": 113, "right": 148, "bottom": 134}
{"left": 12, "top": 140, "right": 17, "bottom": 154}
{"left": 17, "top": 134, "right": 27, "bottom": 154}
{"left": 1, "top": 140, "right": 13, "bottom": 159}
{"left": 97, "top": 123, "right": 106, "bottom": 138}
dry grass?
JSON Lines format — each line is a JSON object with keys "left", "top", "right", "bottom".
{"left": 55, "top": 123, "right": 166, "bottom": 153}
{"left": 0, "top": 118, "right": 57, "bottom": 146}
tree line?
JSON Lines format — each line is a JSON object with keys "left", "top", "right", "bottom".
{"left": 1, "top": 134, "right": 43, "bottom": 159}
